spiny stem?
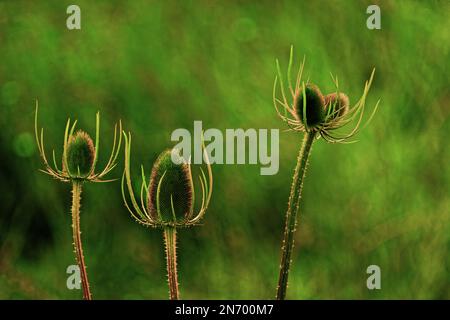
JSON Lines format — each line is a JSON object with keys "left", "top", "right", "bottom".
{"left": 276, "top": 131, "right": 316, "bottom": 300}
{"left": 163, "top": 226, "right": 179, "bottom": 300}
{"left": 71, "top": 181, "right": 92, "bottom": 300}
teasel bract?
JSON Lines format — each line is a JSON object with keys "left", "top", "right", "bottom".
{"left": 34, "top": 101, "right": 122, "bottom": 300}
{"left": 273, "top": 47, "right": 379, "bottom": 300}
{"left": 121, "top": 132, "right": 213, "bottom": 300}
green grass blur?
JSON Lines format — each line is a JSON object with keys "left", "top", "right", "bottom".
{"left": 0, "top": 0, "right": 449, "bottom": 299}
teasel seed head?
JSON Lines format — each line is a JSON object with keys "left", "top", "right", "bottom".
{"left": 273, "top": 47, "right": 379, "bottom": 143}
{"left": 65, "top": 130, "right": 95, "bottom": 178}
{"left": 122, "top": 132, "right": 213, "bottom": 228}
{"left": 35, "top": 101, "right": 122, "bottom": 183}
{"left": 325, "top": 92, "right": 350, "bottom": 120}
{"left": 148, "top": 149, "right": 193, "bottom": 223}
{"left": 294, "top": 84, "right": 325, "bottom": 129}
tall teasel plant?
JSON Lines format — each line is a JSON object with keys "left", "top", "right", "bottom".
{"left": 273, "top": 48, "right": 379, "bottom": 300}
{"left": 34, "top": 102, "right": 122, "bottom": 300}
{"left": 121, "top": 132, "right": 213, "bottom": 300}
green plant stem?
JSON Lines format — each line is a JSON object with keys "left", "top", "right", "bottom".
{"left": 276, "top": 131, "right": 316, "bottom": 300}
{"left": 163, "top": 226, "right": 179, "bottom": 300}
{"left": 71, "top": 181, "right": 92, "bottom": 300}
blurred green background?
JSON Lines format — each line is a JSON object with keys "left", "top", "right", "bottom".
{"left": 0, "top": 0, "right": 449, "bottom": 299}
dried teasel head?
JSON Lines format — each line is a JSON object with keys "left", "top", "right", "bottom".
{"left": 147, "top": 149, "right": 194, "bottom": 224}
{"left": 122, "top": 132, "right": 213, "bottom": 228}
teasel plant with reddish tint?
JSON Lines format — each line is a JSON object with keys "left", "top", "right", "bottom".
{"left": 121, "top": 132, "right": 213, "bottom": 300}
{"left": 34, "top": 101, "right": 122, "bottom": 300}
{"left": 273, "top": 47, "right": 379, "bottom": 300}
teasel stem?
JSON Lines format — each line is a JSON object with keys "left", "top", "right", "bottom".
{"left": 71, "top": 181, "right": 92, "bottom": 300}
{"left": 163, "top": 226, "right": 179, "bottom": 300}
{"left": 277, "top": 131, "right": 316, "bottom": 300}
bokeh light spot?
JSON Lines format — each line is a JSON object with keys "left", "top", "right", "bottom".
{"left": 13, "top": 132, "right": 36, "bottom": 158}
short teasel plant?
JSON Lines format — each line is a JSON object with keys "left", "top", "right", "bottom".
{"left": 273, "top": 47, "right": 379, "bottom": 300}
{"left": 34, "top": 101, "right": 122, "bottom": 300}
{"left": 121, "top": 132, "right": 213, "bottom": 300}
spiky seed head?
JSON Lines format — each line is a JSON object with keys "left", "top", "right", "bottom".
{"left": 65, "top": 130, "right": 95, "bottom": 178}
{"left": 325, "top": 92, "right": 350, "bottom": 119}
{"left": 294, "top": 84, "right": 325, "bottom": 128}
{"left": 147, "top": 148, "right": 193, "bottom": 224}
